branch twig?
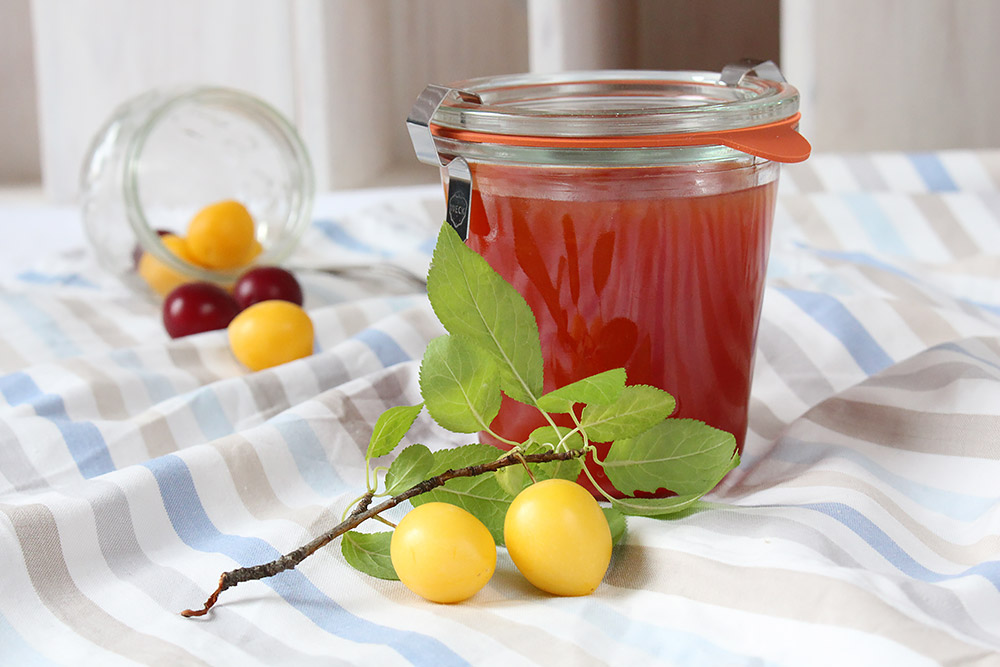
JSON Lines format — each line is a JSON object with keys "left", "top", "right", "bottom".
{"left": 181, "top": 448, "right": 585, "bottom": 617}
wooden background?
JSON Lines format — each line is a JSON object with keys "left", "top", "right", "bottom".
{"left": 2, "top": 0, "right": 998, "bottom": 201}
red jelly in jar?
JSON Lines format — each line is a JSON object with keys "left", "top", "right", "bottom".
{"left": 408, "top": 65, "right": 810, "bottom": 498}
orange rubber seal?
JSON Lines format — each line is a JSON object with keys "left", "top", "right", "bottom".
{"left": 431, "top": 112, "right": 811, "bottom": 164}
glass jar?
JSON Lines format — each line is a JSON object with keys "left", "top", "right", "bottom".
{"left": 80, "top": 86, "right": 314, "bottom": 295}
{"left": 407, "top": 65, "right": 810, "bottom": 498}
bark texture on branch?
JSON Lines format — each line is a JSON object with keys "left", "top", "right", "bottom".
{"left": 181, "top": 448, "right": 585, "bottom": 617}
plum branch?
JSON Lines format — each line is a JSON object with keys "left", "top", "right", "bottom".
{"left": 181, "top": 447, "right": 587, "bottom": 617}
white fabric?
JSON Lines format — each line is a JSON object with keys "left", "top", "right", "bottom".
{"left": 1, "top": 153, "right": 999, "bottom": 665}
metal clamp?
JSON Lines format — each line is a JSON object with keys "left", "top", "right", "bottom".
{"left": 721, "top": 59, "right": 786, "bottom": 86}
{"left": 407, "top": 85, "right": 482, "bottom": 240}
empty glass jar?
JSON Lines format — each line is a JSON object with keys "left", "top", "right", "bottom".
{"left": 80, "top": 86, "right": 314, "bottom": 295}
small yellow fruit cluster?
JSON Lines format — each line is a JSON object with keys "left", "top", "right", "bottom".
{"left": 137, "top": 200, "right": 263, "bottom": 297}
{"left": 139, "top": 200, "right": 314, "bottom": 372}
{"left": 390, "top": 479, "right": 613, "bottom": 604}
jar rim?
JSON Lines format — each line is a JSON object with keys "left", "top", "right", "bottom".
{"left": 431, "top": 70, "right": 801, "bottom": 137}
{"left": 423, "top": 70, "right": 809, "bottom": 164}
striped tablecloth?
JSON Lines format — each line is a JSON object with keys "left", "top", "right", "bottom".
{"left": 2, "top": 152, "right": 999, "bottom": 666}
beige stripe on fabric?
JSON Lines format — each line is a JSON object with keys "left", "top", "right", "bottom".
{"left": 746, "top": 397, "right": 793, "bottom": 442}
{"left": 778, "top": 195, "right": 842, "bottom": 249}
{"left": 0, "top": 334, "right": 28, "bottom": 373}
{"left": 864, "top": 359, "right": 999, "bottom": 392}
{"left": 216, "top": 435, "right": 305, "bottom": 520}
{"left": 628, "top": 505, "right": 1000, "bottom": 652}
{"left": 243, "top": 369, "right": 293, "bottom": 423}
{"left": 782, "top": 161, "right": 825, "bottom": 193}
{"left": 884, "top": 299, "right": 962, "bottom": 348}
{"left": 318, "top": 391, "right": 381, "bottom": 455}
{"left": 975, "top": 152, "right": 1000, "bottom": 191}
{"left": 746, "top": 467, "right": 1000, "bottom": 566}
{"left": 913, "top": 194, "right": 980, "bottom": 260}
{"left": 397, "top": 301, "right": 447, "bottom": 344}
{"left": 757, "top": 319, "right": 837, "bottom": 406}
{"left": 213, "top": 435, "right": 607, "bottom": 667}
{"left": 310, "top": 352, "right": 353, "bottom": 393}
{"left": 845, "top": 154, "right": 889, "bottom": 192}
{"left": 167, "top": 344, "right": 222, "bottom": 388}
{"left": 334, "top": 302, "right": 377, "bottom": 340}
{"left": 74, "top": 479, "right": 338, "bottom": 667}
{"left": 58, "top": 297, "right": 142, "bottom": 351}
{"left": 976, "top": 337, "right": 1000, "bottom": 358}
{"left": 607, "top": 544, "right": 996, "bottom": 665}
{"left": 805, "top": 398, "right": 1000, "bottom": 458}
{"left": 61, "top": 358, "right": 129, "bottom": 420}
{"left": 417, "top": 568, "right": 619, "bottom": 667}
{"left": 0, "top": 418, "right": 46, "bottom": 492}
{"left": 979, "top": 192, "right": 1000, "bottom": 234}
{"left": 847, "top": 261, "right": 953, "bottom": 309}
{"left": 2, "top": 503, "right": 210, "bottom": 666}
{"left": 138, "top": 408, "right": 181, "bottom": 460}
{"left": 369, "top": 365, "right": 411, "bottom": 406}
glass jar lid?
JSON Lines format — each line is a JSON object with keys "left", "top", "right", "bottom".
{"left": 416, "top": 66, "right": 810, "bottom": 163}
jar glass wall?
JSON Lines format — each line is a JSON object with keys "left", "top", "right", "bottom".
{"left": 81, "top": 86, "right": 314, "bottom": 295}
{"left": 409, "top": 67, "right": 809, "bottom": 498}
{"left": 466, "top": 157, "right": 779, "bottom": 497}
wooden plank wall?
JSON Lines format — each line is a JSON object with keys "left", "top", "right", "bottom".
{"left": 2, "top": 0, "right": 998, "bottom": 199}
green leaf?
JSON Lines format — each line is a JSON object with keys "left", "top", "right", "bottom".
{"left": 494, "top": 442, "right": 585, "bottom": 496}
{"left": 602, "top": 506, "right": 628, "bottom": 545}
{"left": 410, "top": 443, "right": 513, "bottom": 544}
{"left": 383, "top": 444, "right": 434, "bottom": 495}
{"left": 426, "top": 223, "right": 543, "bottom": 405}
{"left": 341, "top": 531, "right": 398, "bottom": 580}
{"left": 424, "top": 442, "right": 499, "bottom": 473}
{"left": 494, "top": 462, "right": 531, "bottom": 497}
{"left": 536, "top": 455, "right": 585, "bottom": 485}
{"left": 602, "top": 418, "right": 739, "bottom": 497}
{"left": 419, "top": 335, "right": 502, "bottom": 433}
{"left": 366, "top": 403, "right": 424, "bottom": 460}
{"left": 536, "top": 368, "right": 627, "bottom": 413}
{"left": 527, "top": 425, "right": 584, "bottom": 451}
{"left": 610, "top": 494, "right": 703, "bottom": 517}
{"left": 579, "top": 385, "right": 676, "bottom": 442}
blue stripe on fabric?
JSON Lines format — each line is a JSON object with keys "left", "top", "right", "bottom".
{"left": 574, "top": 599, "right": 782, "bottom": 666}
{"left": 765, "top": 255, "right": 792, "bottom": 280}
{"left": 843, "top": 193, "right": 909, "bottom": 255}
{"left": 801, "top": 502, "right": 1000, "bottom": 591}
{"left": 0, "top": 372, "right": 115, "bottom": 478}
{"left": 771, "top": 437, "right": 997, "bottom": 521}
{"left": 937, "top": 342, "right": 1000, "bottom": 373}
{"left": 387, "top": 295, "right": 427, "bottom": 313}
{"left": 143, "top": 454, "right": 466, "bottom": 666}
{"left": 908, "top": 153, "right": 958, "bottom": 192}
{"left": 799, "top": 248, "right": 1000, "bottom": 317}
{"left": 108, "top": 349, "right": 176, "bottom": 404}
{"left": 796, "top": 244, "right": 919, "bottom": 281}
{"left": 298, "top": 280, "right": 342, "bottom": 308}
{"left": 2, "top": 293, "right": 81, "bottom": 359}
{"left": 969, "top": 300, "right": 1000, "bottom": 316}
{"left": 777, "top": 288, "right": 895, "bottom": 375}
{"left": 313, "top": 220, "right": 392, "bottom": 258}
{"left": 16, "top": 270, "right": 99, "bottom": 289}
{"left": 0, "top": 612, "right": 62, "bottom": 667}
{"left": 268, "top": 413, "right": 345, "bottom": 495}
{"left": 352, "top": 329, "right": 411, "bottom": 368}
{"left": 807, "top": 272, "right": 857, "bottom": 298}
{"left": 186, "top": 387, "right": 235, "bottom": 441}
